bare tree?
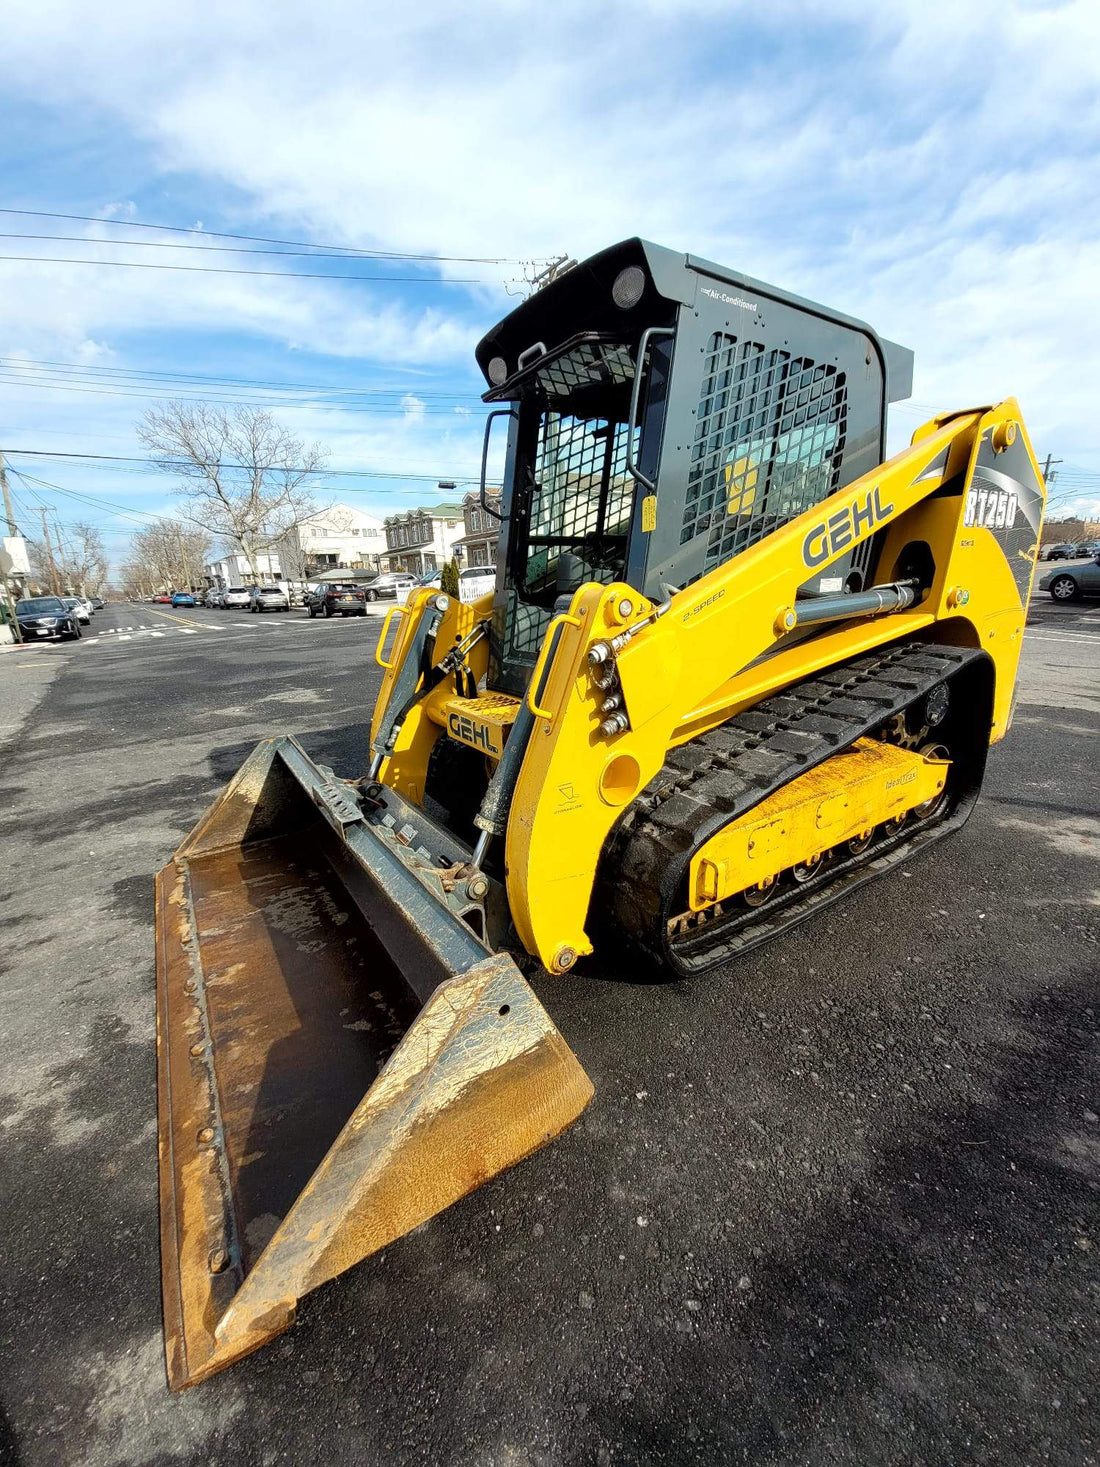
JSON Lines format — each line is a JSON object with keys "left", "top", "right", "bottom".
{"left": 125, "top": 521, "right": 213, "bottom": 594}
{"left": 138, "top": 402, "right": 327, "bottom": 582}
{"left": 54, "top": 521, "right": 109, "bottom": 596}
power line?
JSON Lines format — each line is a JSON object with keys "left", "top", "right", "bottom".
{"left": 0, "top": 208, "right": 544, "bottom": 265}
{"left": 0, "top": 355, "right": 481, "bottom": 400}
{"left": 0, "top": 372, "right": 478, "bottom": 414}
{"left": 0, "top": 253, "right": 488, "bottom": 284}
{"left": 0, "top": 232, "right": 519, "bottom": 265}
{"left": 3, "top": 447, "right": 481, "bottom": 483}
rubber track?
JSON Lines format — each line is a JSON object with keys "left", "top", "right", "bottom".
{"left": 603, "top": 639, "right": 989, "bottom": 976}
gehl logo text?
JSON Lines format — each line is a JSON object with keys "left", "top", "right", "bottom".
{"left": 802, "top": 485, "right": 893, "bottom": 568}
{"left": 447, "top": 712, "right": 502, "bottom": 758}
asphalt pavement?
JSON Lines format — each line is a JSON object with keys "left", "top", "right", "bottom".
{"left": 0, "top": 596, "right": 1097, "bottom": 1467}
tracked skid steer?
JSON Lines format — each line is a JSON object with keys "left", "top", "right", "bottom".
{"left": 156, "top": 239, "right": 1046, "bottom": 1386}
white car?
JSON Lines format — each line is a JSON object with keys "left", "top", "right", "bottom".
{"left": 62, "top": 596, "right": 91, "bottom": 624}
{"left": 222, "top": 586, "right": 252, "bottom": 609}
{"left": 79, "top": 596, "right": 96, "bottom": 617}
{"left": 458, "top": 566, "right": 496, "bottom": 602}
{"left": 249, "top": 585, "right": 290, "bottom": 612}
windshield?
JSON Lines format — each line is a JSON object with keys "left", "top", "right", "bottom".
{"left": 258, "top": 586, "right": 282, "bottom": 593}
{"left": 63, "top": 598, "right": 80, "bottom": 607}
{"left": 506, "top": 339, "right": 643, "bottom": 618}
{"left": 227, "top": 587, "right": 246, "bottom": 593}
{"left": 18, "top": 597, "right": 65, "bottom": 613}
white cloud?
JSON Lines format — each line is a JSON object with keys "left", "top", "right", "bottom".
{"left": 0, "top": 0, "right": 1098, "bottom": 523}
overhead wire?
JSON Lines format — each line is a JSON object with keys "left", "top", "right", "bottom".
{"left": 0, "top": 207, "right": 548, "bottom": 264}
{"left": 0, "top": 355, "right": 483, "bottom": 401}
{"left": 2, "top": 447, "right": 481, "bottom": 484}
{"left": 0, "top": 253, "right": 490, "bottom": 284}
{"left": 0, "top": 372, "right": 479, "bottom": 413}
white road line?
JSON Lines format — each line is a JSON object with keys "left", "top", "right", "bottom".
{"left": 1026, "top": 631, "right": 1100, "bottom": 645}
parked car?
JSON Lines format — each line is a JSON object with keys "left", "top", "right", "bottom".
{"left": 15, "top": 595, "right": 82, "bottom": 641}
{"left": 1044, "top": 542, "right": 1080, "bottom": 561}
{"left": 1040, "top": 556, "right": 1100, "bottom": 603}
{"left": 362, "top": 572, "right": 419, "bottom": 602}
{"left": 62, "top": 595, "right": 91, "bottom": 624}
{"left": 171, "top": 592, "right": 197, "bottom": 607}
{"left": 303, "top": 582, "right": 367, "bottom": 617}
{"left": 222, "top": 586, "right": 253, "bottom": 609}
{"left": 79, "top": 596, "right": 96, "bottom": 617}
{"left": 249, "top": 584, "right": 290, "bottom": 612}
{"left": 153, "top": 594, "right": 174, "bottom": 603}
{"left": 91, "top": 597, "right": 105, "bottom": 610}
{"left": 458, "top": 565, "right": 497, "bottom": 602}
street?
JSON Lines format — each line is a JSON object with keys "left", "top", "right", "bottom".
{"left": 0, "top": 597, "right": 1097, "bottom": 1467}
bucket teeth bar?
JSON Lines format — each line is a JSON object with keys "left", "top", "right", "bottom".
{"left": 156, "top": 736, "right": 592, "bottom": 1389}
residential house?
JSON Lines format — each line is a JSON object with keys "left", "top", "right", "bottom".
{"left": 204, "top": 551, "right": 281, "bottom": 588}
{"left": 383, "top": 504, "right": 465, "bottom": 575}
{"left": 281, "top": 503, "right": 386, "bottom": 578}
{"left": 454, "top": 490, "right": 502, "bottom": 568}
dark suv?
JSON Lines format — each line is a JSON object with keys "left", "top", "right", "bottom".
{"left": 15, "top": 595, "right": 82, "bottom": 641}
{"left": 303, "top": 583, "right": 368, "bottom": 618}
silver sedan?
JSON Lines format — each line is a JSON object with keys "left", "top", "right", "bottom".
{"left": 1039, "top": 555, "right": 1100, "bottom": 603}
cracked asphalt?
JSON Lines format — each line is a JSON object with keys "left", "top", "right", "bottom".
{"left": 0, "top": 597, "right": 1097, "bottom": 1466}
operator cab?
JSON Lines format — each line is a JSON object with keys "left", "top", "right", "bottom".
{"left": 475, "top": 238, "right": 912, "bottom": 696}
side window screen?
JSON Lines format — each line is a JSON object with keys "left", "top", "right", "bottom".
{"left": 681, "top": 333, "right": 848, "bottom": 573}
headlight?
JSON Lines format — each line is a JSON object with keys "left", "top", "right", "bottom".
{"left": 612, "top": 265, "right": 646, "bottom": 309}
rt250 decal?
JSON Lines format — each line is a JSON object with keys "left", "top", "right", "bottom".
{"left": 964, "top": 482, "right": 1018, "bottom": 531}
{"left": 802, "top": 485, "right": 893, "bottom": 568}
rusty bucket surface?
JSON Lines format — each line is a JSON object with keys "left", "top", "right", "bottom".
{"left": 156, "top": 737, "right": 592, "bottom": 1389}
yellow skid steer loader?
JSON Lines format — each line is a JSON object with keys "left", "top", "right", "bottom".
{"left": 156, "top": 239, "right": 1046, "bottom": 1387}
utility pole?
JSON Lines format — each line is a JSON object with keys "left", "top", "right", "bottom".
{"left": 0, "top": 451, "right": 23, "bottom": 642}
{"left": 177, "top": 523, "right": 192, "bottom": 590}
{"left": 1041, "top": 454, "right": 1062, "bottom": 485}
{"left": 39, "top": 508, "right": 60, "bottom": 595}
{"left": 54, "top": 513, "right": 66, "bottom": 591}
{"left": 0, "top": 450, "right": 16, "bottom": 535}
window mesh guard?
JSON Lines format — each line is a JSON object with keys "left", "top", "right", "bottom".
{"left": 506, "top": 412, "right": 637, "bottom": 658}
{"left": 681, "top": 333, "right": 848, "bottom": 575}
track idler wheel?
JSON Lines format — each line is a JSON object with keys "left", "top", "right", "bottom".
{"left": 911, "top": 742, "right": 951, "bottom": 820}
{"left": 741, "top": 875, "right": 778, "bottom": 907}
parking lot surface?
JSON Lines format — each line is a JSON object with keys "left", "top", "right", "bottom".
{"left": 0, "top": 598, "right": 1097, "bottom": 1466}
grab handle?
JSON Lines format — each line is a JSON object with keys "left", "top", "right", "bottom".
{"left": 626, "top": 326, "right": 673, "bottom": 493}
{"left": 374, "top": 605, "right": 407, "bottom": 669}
{"left": 526, "top": 612, "right": 583, "bottom": 719}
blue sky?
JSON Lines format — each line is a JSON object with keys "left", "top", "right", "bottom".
{"left": 1, "top": 0, "right": 1098, "bottom": 573}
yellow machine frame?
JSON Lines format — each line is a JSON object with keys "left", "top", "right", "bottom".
{"left": 371, "top": 400, "right": 1043, "bottom": 974}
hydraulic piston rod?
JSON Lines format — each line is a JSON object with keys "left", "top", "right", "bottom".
{"left": 778, "top": 580, "right": 919, "bottom": 633}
